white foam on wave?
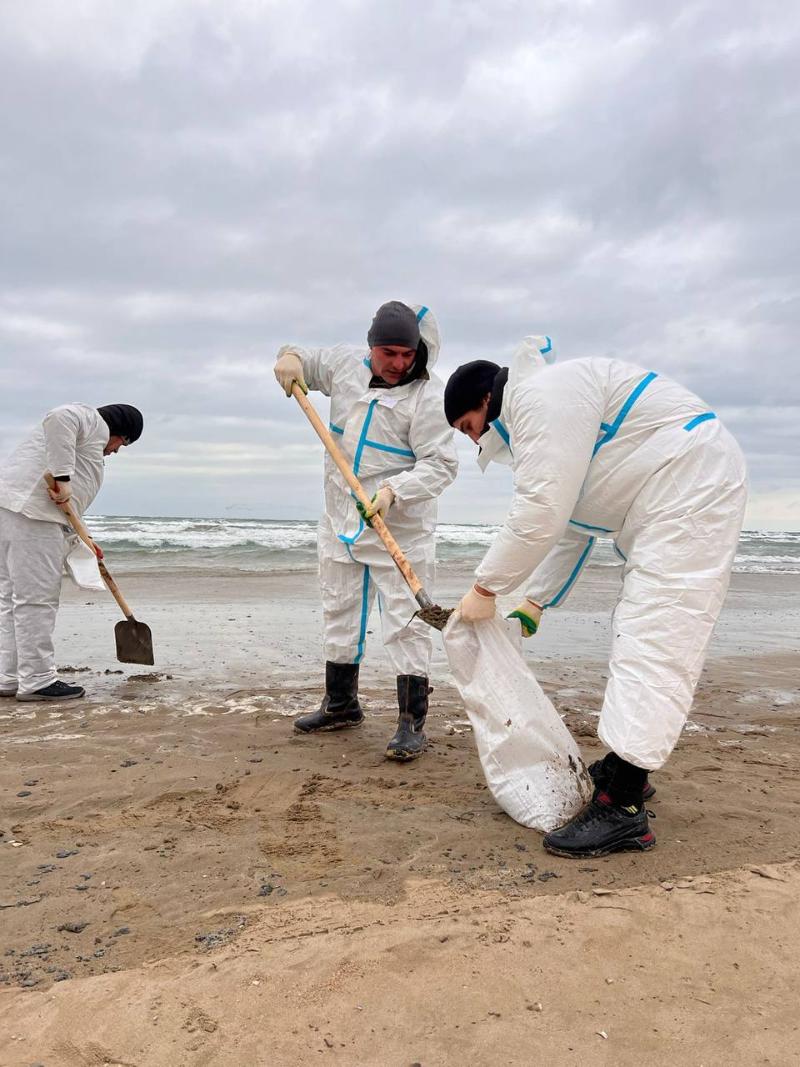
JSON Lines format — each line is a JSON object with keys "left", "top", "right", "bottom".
{"left": 82, "top": 517, "right": 800, "bottom": 575}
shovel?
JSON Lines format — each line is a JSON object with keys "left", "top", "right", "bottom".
{"left": 291, "top": 385, "right": 453, "bottom": 630}
{"left": 44, "top": 474, "right": 155, "bottom": 665}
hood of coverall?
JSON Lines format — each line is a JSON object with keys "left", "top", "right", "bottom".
{"left": 381, "top": 303, "right": 441, "bottom": 383}
{"left": 477, "top": 335, "right": 555, "bottom": 472}
{"left": 367, "top": 303, "right": 441, "bottom": 387}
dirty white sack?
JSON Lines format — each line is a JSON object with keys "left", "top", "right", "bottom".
{"left": 443, "top": 613, "right": 591, "bottom": 832}
{"left": 64, "top": 538, "right": 105, "bottom": 591}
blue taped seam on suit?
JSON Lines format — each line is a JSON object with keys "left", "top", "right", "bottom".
{"left": 545, "top": 536, "right": 596, "bottom": 608}
{"left": 593, "top": 372, "right": 658, "bottom": 456}
{"left": 355, "top": 565, "right": 370, "bottom": 663}
{"left": 353, "top": 399, "right": 378, "bottom": 475}
{"left": 569, "top": 518, "right": 613, "bottom": 533}
{"left": 684, "top": 412, "right": 716, "bottom": 431}
{"left": 613, "top": 543, "right": 628, "bottom": 562}
{"left": 329, "top": 423, "right": 344, "bottom": 435}
{"left": 363, "top": 439, "right": 415, "bottom": 458}
{"left": 337, "top": 517, "right": 365, "bottom": 545}
{"left": 416, "top": 306, "right": 429, "bottom": 321}
{"left": 490, "top": 418, "right": 511, "bottom": 448}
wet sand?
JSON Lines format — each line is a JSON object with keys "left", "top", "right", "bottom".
{"left": 1, "top": 567, "right": 799, "bottom": 1065}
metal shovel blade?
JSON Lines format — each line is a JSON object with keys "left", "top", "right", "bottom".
{"left": 114, "top": 617, "right": 154, "bottom": 665}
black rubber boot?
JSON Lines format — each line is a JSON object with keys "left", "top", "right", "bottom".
{"left": 294, "top": 662, "right": 364, "bottom": 733}
{"left": 588, "top": 752, "right": 656, "bottom": 800}
{"left": 385, "top": 675, "right": 429, "bottom": 761}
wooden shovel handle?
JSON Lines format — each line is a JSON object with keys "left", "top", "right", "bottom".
{"left": 291, "top": 385, "right": 428, "bottom": 601}
{"left": 43, "top": 474, "right": 133, "bottom": 619}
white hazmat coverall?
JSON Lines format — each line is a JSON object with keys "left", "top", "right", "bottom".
{"left": 281, "top": 306, "right": 458, "bottom": 675}
{"left": 0, "top": 404, "right": 109, "bottom": 695}
{"left": 474, "top": 339, "right": 748, "bottom": 771}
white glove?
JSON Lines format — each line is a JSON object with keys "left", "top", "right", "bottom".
{"left": 459, "top": 584, "right": 497, "bottom": 623}
{"left": 47, "top": 480, "right": 72, "bottom": 506}
{"left": 274, "top": 348, "right": 308, "bottom": 397}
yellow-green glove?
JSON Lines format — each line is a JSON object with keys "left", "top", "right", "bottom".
{"left": 356, "top": 486, "right": 395, "bottom": 528}
{"left": 507, "top": 598, "right": 543, "bottom": 637}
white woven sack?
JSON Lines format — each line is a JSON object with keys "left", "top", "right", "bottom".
{"left": 64, "top": 539, "right": 105, "bottom": 591}
{"left": 444, "top": 614, "right": 591, "bottom": 832}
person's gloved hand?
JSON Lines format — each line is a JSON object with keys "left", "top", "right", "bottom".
{"left": 507, "top": 598, "right": 543, "bottom": 637}
{"left": 47, "top": 480, "right": 72, "bottom": 507}
{"left": 356, "top": 486, "right": 395, "bottom": 528}
{"left": 459, "top": 584, "right": 496, "bottom": 623}
{"left": 274, "top": 348, "right": 308, "bottom": 397}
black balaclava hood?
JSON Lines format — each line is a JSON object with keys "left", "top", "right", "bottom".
{"left": 367, "top": 300, "right": 428, "bottom": 387}
{"left": 98, "top": 404, "right": 144, "bottom": 443}
{"left": 444, "top": 360, "right": 501, "bottom": 426}
{"left": 485, "top": 367, "right": 509, "bottom": 425}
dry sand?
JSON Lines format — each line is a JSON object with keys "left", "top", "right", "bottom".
{"left": 1, "top": 566, "right": 799, "bottom": 1066}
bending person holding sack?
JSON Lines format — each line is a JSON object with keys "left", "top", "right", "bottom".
{"left": 444, "top": 338, "right": 747, "bottom": 857}
{"left": 0, "top": 403, "right": 143, "bottom": 702}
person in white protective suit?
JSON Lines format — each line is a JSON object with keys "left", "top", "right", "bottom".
{"left": 0, "top": 404, "right": 143, "bottom": 702}
{"left": 444, "top": 337, "right": 747, "bottom": 857}
{"left": 274, "top": 301, "right": 458, "bottom": 760}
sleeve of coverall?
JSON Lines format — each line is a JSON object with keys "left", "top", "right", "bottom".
{"left": 280, "top": 345, "right": 345, "bottom": 397}
{"left": 382, "top": 385, "right": 459, "bottom": 505}
{"left": 474, "top": 367, "right": 602, "bottom": 596}
{"left": 42, "top": 405, "right": 85, "bottom": 479}
{"left": 524, "top": 526, "right": 596, "bottom": 609}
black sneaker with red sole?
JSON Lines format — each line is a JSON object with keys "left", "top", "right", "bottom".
{"left": 543, "top": 791, "right": 656, "bottom": 858}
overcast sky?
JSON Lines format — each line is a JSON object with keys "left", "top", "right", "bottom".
{"left": 1, "top": 0, "right": 798, "bottom": 528}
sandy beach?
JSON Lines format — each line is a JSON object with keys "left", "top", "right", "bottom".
{"left": 1, "top": 565, "right": 799, "bottom": 1065}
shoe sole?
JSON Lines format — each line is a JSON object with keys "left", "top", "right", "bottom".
{"left": 384, "top": 746, "right": 426, "bottom": 762}
{"left": 16, "top": 691, "right": 86, "bottom": 703}
{"left": 543, "top": 832, "right": 657, "bottom": 859}
{"left": 293, "top": 718, "right": 364, "bottom": 734}
{"left": 0, "top": 691, "right": 18, "bottom": 698}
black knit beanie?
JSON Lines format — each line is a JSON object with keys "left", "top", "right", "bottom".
{"left": 444, "top": 361, "right": 501, "bottom": 425}
{"left": 98, "top": 404, "right": 144, "bottom": 443}
{"left": 367, "top": 301, "right": 420, "bottom": 350}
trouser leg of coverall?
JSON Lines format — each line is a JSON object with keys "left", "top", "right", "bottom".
{"left": 0, "top": 536, "right": 17, "bottom": 691}
{"left": 371, "top": 554, "right": 433, "bottom": 678}
{"left": 320, "top": 548, "right": 434, "bottom": 675}
{"left": 0, "top": 508, "right": 66, "bottom": 697}
{"left": 598, "top": 428, "right": 747, "bottom": 771}
{"left": 320, "top": 555, "right": 378, "bottom": 665}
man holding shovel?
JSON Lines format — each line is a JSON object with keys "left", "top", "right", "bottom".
{"left": 444, "top": 337, "right": 747, "bottom": 856}
{"left": 274, "top": 302, "right": 457, "bottom": 760}
{"left": 0, "top": 403, "right": 143, "bottom": 702}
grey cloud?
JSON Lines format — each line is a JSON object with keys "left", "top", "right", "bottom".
{"left": 1, "top": 0, "right": 798, "bottom": 525}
